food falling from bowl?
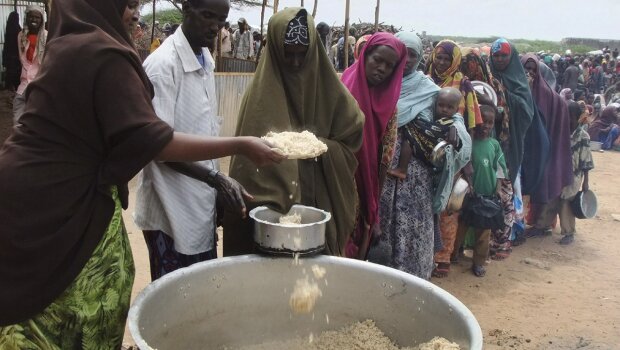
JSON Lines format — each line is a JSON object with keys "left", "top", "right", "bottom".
{"left": 289, "top": 276, "right": 323, "bottom": 314}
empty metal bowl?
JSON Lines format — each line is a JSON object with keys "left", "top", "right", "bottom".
{"left": 446, "top": 175, "right": 470, "bottom": 214}
{"left": 430, "top": 140, "right": 449, "bottom": 168}
{"left": 472, "top": 80, "right": 498, "bottom": 106}
{"left": 249, "top": 205, "right": 331, "bottom": 256}
{"left": 571, "top": 190, "right": 598, "bottom": 219}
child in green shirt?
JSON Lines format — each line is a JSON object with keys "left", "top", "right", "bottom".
{"left": 454, "top": 105, "right": 507, "bottom": 277}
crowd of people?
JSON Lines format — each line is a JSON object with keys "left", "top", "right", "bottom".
{"left": 0, "top": 0, "right": 618, "bottom": 348}
{"left": 131, "top": 16, "right": 264, "bottom": 61}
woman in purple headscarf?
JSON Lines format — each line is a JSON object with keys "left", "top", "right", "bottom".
{"left": 521, "top": 54, "right": 573, "bottom": 237}
{"left": 588, "top": 105, "right": 620, "bottom": 149}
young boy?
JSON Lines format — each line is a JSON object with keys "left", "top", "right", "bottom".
{"left": 388, "top": 87, "right": 461, "bottom": 179}
{"left": 454, "top": 105, "right": 506, "bottom": 277}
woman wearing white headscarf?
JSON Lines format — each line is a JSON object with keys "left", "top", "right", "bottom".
{"left": 377, "top": 32, "right": 440, "bottom": 279}
{"left": 13, "top": 5, "right": 46, "bottom": 122}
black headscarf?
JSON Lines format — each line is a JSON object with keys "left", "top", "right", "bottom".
{"left": 2, "top": 11, "right": 21, "bottom": 62}
{"left": 2, "top": 11, "right": 22, "bottom": 89}
{"left": 284, "top": 12, "right": 310, "bottom": 46}
{"left": 0, "top": 0, "right": 173, "bottom": 325}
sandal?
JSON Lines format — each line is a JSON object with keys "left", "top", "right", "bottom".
{"left": 472, "top": 264, "right": 486, "bottom": 277}
{"left": 432, "top": 263, "right": 450, "bottom": 278}
{"left": 512, "top": 234, "right": 526, "bottom": 247}
{"left": 559, "top": 234, "right": 574, "bottom": 245}
{"left": 525, "top": 228, "right": 552, "bottom": 238}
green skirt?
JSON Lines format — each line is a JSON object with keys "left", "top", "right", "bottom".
{"left": 0, "top": 187, "right": 135, "bottom": 350}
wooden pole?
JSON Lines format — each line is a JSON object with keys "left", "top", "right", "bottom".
{"left": 312, "top": 0, "right": 318, "bottom": 17}
{"left": 374, "top": 0, "right": 380, "bottom": 33}
{"left": 343, "top": 0, "right": 350, "bottom": 70}
{"left": 151, "top": 0, "right": 156, "bottom": 46}
{"left": 300, "top": 0, "right": 304, "bottom": 7}
{"left": 216, "top": 28, "right": 222, "bottom": 71}
{"left": 259, "top": 0, "right": 267, "bottom": 63}
{"left": 273, "top": 0, "right": 279, "bottom": 14}
{"left": 260, "top": 0, "right": 266, "bottom": 37}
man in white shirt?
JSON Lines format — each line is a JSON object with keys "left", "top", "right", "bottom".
{"left": 233, "top": 17, "right": 254, "bottom": 60}
{"left": 218, "top": 21, "right": 232, "bottom": 57}
{"left": 134, "top": 0, "right": 247, "bottom": 280}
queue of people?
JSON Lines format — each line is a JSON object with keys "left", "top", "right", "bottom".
{"left": 0, "top": 0, "right": 613, "bottom": 348}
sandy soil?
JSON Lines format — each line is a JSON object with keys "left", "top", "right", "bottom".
{"left": 1, "top": 89, "right": 619, "bottom": 349}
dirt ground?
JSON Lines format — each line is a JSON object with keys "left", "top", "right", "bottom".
{"left": 1, "top": 89, "right": 619, "bottom": 349}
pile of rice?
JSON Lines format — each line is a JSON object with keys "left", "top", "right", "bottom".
{"left": 279, "top": 212, "right": 302, "bottom": 225}
{"left": 262, "top": 131, "right": 328, "bottom": 159}
{"left": 230, "top": 320, "right": 460, "bottom": 350}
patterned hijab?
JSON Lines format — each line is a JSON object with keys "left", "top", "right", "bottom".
{"left": 428, "top": 40, "right": 462, "bottom": 83}
{"left": 491, "top": 38, "right": 511, "bottom": 56}
{"left": 461, "top": 47, "right": 492, "bottom": 85}
{"left": 284, "top": 12, "right": 309, "bottom": 46}
{"left": 427, "top": 40, "right": 481, "bottom": 129}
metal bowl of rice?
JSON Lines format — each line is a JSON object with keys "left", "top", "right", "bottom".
{"left": 249, "top": 205, "right": 331, "bottom": 256}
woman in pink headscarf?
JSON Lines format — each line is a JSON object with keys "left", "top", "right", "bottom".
{"left": 341, "top": 32, "right": 407, "bottom": 259}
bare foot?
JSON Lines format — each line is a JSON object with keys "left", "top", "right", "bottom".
{"left": 490, "top": 250, "right": 510, "bottom": 261}
{"left": 387, "top": 168, "right": 407, "bottom": 179}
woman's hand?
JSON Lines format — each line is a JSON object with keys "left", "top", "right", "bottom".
{"left": 582, "top": 171, "right": 590, "bottom": 192}
{"left": 240, "top": 137, "right": 287, "bottom": 166}
{"left": 213, "top": 173, "right": 254, "bottom": 219}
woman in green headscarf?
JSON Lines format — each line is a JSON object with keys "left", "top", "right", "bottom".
{"left": 223, "top": 8, "right": 365, "bottom": 257}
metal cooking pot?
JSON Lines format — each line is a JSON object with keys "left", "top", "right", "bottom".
{"left": 129, "top": 255, "right": 483, "bottom": 350}
{"left": 250, "top": 205, "right": 331, "bottom": 256}
{"left": 446, "top": 175, "right": 470, "bottom": 213}
{"left": 571, "top": 190, "right": 598, "bottom": 219}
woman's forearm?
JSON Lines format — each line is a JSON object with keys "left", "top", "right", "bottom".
{"left": 156, "top": 132, "right": 248, "bottom": 162}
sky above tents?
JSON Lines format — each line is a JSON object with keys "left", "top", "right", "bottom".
{"left": 144, "top": 0, "right": 618, "bottom": 42}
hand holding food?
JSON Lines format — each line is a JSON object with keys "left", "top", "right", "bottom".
{"left": 261, "top": 131, "right": 328, "bottom": 159}
{"left": 242, "top": 136, "right": 287, "bottom": 166}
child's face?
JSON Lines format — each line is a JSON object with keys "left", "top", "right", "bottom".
{"left": 476, "top": 110, "right": 495, "bottom": 139}
{"left": 435, "top": 96, "right": 459, "bottom": 120}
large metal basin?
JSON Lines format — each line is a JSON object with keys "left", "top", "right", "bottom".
{"left": 128, "top": 255, "right": 483, "bottom": 350}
